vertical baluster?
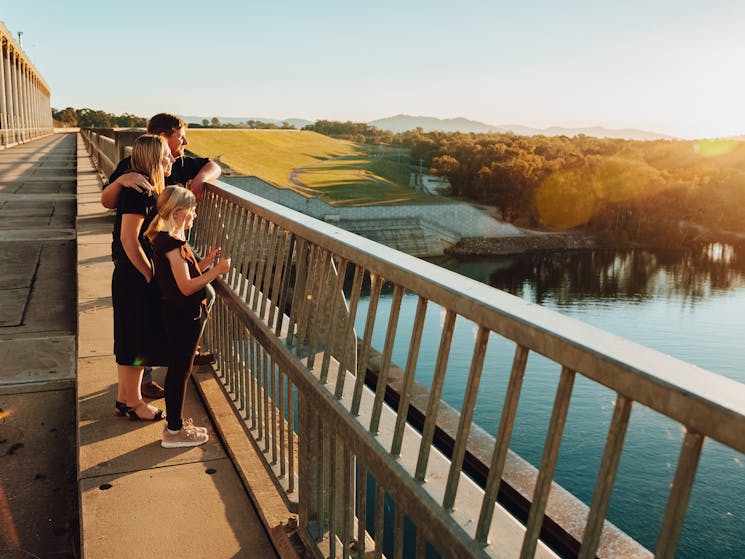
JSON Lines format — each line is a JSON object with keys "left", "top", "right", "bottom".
{"left": 328, "top": 424, "right": 337, "bottom": 558}
{"left": 443, "top": 325, "right": 489, "bottom": 510}
{"left": 252, "top": 220, "right": 273, "bottom": 311}
{"left": 375, "top": 483, "right": 385, "bottom": 558}
{"left": 245, "top": 218, "right": 265, "bottom": 307}
{"left": 476, "top": 344, "right": 529, "bottom": 543}
{"left": 288, "top": 380, "right": 296, "bottom": 494}
{"left": 270, "top": 357, "right": 278, "bottom": 465}
{"left": 251, "top": 335, "right": 259, "bottom": 431}
{"left": 275, "top": 233, "right": 296, "bottom": 338}
{"left": 216, "top": 197, "right": 230, "bottom": 261}
{"left": 229, "top": 207, "right": 249, "bottom": 290}
{"left": 286, "top": 239, "right": 309, "bottom": 349}
{"left": 254, "top": 339, "right": 264, "bottom": 440}
{"left": 297, "top": 392, "right": 310, "bottom": 537}
{"left": 226, "top": 309, "right": 236, "bottom": 395}
{"left": 239, "top": 325, "right": 249, "bottom": 417}
{"left": 415, "top": 310, "right": 457, "bottom": 482}
{"left": 351, "top": 273, "right": 384, "bottom": 416}
{"left": 655, "top": 430, "right": 704, "bottom": 559}
{"left": 415, "top": 529, "right": 426, "bottom": 559}
{"left": 356, "top": 456, "right": 367, "bottom": 559}
{"left": 259, "top": 224, "right": 280, "bottom": 321}
{"left": 262, "top": 350, "right": 270, "bottom": 452}
{"left": 320, "top": 257, "right": 348, "bottom": 384}
{"left": 306, "top": 249, "right": 333, "bottom": 371}
{"left": 204, "top": 196, "right": 222, "bottom": 276}
{"left": 393, "top": 500, "right": 404, "bottom": 559}
{"left": 391, "top": 296, "right": 428, "bottom": 456}
{"left": 215, "top": 298, "right": 225, "bottom": 378}
{"left": 268, "top": 229, "right": 289, "bottom": 330}
{"left": 520, "top": 366, "right": 576, "bottom": 559}
{"left": 243, "top": 328, "right": 252, "bottom": 422}
{"left": 342, "top": 445, "right": 353, "bottom": 559}
{"left": 296, "top": 245, "right": 322, "bottom": 355}
{"left": 578, "top": 395, "right": 633, "bottom": 559}
{"left": 222, "top": 202, "right": 239, "bottom": 291}
{"left": 370, "top": 285, "right": 404, "bottom": 434}
{"left": 335, "top": 265, "right": 364, "bottom": 400}
{"left": 239, "top": 212, "right": 257, "bottom": 302}
{"left": 279, "top": 363, "right": 286, "bottom": 478}
{"left": 235, "top": 314, "right": 243, "bottom": 406}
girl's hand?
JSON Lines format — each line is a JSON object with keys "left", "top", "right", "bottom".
{"left": 215, "top": 257, "right": 231, "bottom": 276}
{"left": 203, "top": 247, "right": 221, "bottom": 267}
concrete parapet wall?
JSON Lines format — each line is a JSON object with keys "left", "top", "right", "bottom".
{"left": 223, "top": 176, "right": 523, "bottom": 241}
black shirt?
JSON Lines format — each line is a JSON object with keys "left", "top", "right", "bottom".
{"left": 111, "top": 188, "right": 157, "bottom": 264}
{"left": 152, "top": 232, "right": 208, "bottom": 308}
{"left": 107, "top": 155, "right": 211, "bottom": 188}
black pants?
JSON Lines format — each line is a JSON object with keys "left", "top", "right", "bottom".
{"left": 163, "top": 304, "right": 207, "bottom": 431}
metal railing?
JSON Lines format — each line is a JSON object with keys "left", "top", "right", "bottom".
{"left": 189, "top": 181, "right": 745, "bottom": 559}
{"left": 81, "top": 130, "right": 745, "bottom": 558}
{"left": 80, "top": 128, "right": 141, "bottom": 178}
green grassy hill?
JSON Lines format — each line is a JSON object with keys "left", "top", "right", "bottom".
{"left": 186, "top": 129, "right": 439, "bottom": 206}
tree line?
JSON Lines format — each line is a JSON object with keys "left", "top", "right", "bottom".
{"left": 52, "top": 107, "right": 146, "bottom": 128}
{"left": 51, "top": 109, "right": 298, "bottom": 130}
{"left": 308, "top": 120, "right": 745, "bottom": 247}
{"left": 55, "top": 110, "right": 745, "bottom": 246}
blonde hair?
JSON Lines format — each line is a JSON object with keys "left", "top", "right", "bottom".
{"left": 145, "top": 185, "right": 196, "bottom": 242}
{"left": 131, "top": 134, "right": 168, "bottom": 197}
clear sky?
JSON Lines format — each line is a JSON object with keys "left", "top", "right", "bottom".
{"left": 2, "top": 0, "right": 744, "bottom": 139}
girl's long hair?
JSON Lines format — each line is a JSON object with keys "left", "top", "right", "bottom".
{"left": 130, "top": 134, "right": 168, "bottom": 197}
{"left": 145, "top": 185, "right": 196, "bottom": 243}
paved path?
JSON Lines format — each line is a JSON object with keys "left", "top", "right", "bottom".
{"left": 0, "top": 132, "right": 278, "bottom": 559}
{"left": 0, "top": 133, "right": 79, "bottom": 558}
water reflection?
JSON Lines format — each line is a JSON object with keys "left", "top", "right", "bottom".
{"left": 430, "top": 243, "right": 745, "bottom": 305}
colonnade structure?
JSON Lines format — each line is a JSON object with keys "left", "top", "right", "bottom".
{"left": 0, "top": 21, "right": 53, "bottom": 147}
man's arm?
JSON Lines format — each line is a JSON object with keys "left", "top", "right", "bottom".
{"left": 188, "top": 160, "right": 221, "bottom": 203}
{"left": 101, "top": 172, "right": 153, "bottom": 209}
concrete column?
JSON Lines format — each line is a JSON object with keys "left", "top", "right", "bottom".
{"left": 5, "top": 49, "right": 15, "bottom": 143}
{"left": 18, "top": 62, "right": 26, "bottom": 139}
{"left": 0, "top": 39, "right": 6, "bottom": 145}
{"left": 21, "top": 60, "right": 29, "bottom": 140}
{"left": 12, "top": 54, "right": 21, "bottom": 140}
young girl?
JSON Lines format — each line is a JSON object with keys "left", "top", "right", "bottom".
{"left": 111, "top": 135, "right": 174, "bottom": 421}
{"left": 145, "top": 186, "right": 230, "bottom": 447}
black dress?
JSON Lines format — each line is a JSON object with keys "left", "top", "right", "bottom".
{"left": 111, "top": 188, "right": 165, "bottom": 366}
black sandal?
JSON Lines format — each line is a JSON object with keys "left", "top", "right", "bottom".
{"left": 115, "top": 401, "right": 130, "bottom": 417}
{"left": 127, "top": 399, "right": 165, "bottom": 422}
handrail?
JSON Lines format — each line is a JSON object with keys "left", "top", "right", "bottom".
{"left": 190, "top": 180, "right": 745, "bottom": 559}
{"left": 80, "top": 129, "right": 745, "bottom": 558}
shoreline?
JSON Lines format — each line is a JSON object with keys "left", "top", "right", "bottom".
{"left": 444, "top": 232, "right": 602, "bottom": 257}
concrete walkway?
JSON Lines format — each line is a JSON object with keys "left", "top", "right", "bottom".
{"left": 0, "top": 133, "right": 78, "bottom": 558}
{"left": 0, "top": 132, "right": 278, "bottom": 558}
{"left": 75, "top": 134, "right": 277, "bottom": 558}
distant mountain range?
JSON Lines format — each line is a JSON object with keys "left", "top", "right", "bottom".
{"left": 368, "top": 114, "right": 676, "bottom": 140}
{"left": 183, "top": 113, "right": 676, "bottom": 140}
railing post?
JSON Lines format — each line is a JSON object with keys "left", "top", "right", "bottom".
{"left": 115, "top": 128, "right": 144, "bottom": 163}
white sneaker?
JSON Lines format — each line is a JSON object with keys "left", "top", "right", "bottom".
{"left": 161, "top": 425, "right": 209, "bottom": 448}
{"left": 183, "top": 418, "right": 208, "bottom": 435}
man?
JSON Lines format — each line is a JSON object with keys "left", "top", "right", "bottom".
{"left": 102, "top": 113, "right": 221, "bottom": 399}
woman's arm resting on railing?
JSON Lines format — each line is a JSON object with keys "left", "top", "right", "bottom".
{"left": 101, "top": 172, "right": 153, "bottom": 209}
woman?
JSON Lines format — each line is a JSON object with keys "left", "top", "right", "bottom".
{"left": 145, "top": 186, "right": 229, "bottom": 447}
{"left": 111, "top": 135, "right": 174, "bottom": 421}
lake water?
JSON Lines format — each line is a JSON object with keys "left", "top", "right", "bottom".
{"left": 355, "top": 245, "right": 745, "bottom": 558}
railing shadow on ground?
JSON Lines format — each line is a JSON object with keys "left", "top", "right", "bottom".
{"left": 82, "top": 128, "right": 745, "bottom": 559}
